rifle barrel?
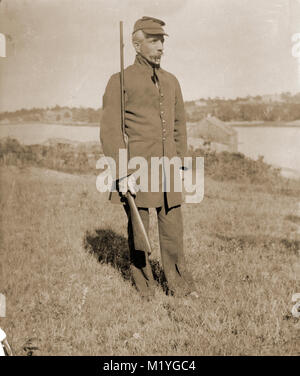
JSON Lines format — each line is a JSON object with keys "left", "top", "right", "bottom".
{"left": 119, "top": 21, "right": 126, "bottom": 144}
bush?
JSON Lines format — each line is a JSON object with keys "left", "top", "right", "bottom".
{"left": 187, "top": 147, "right": 300, "bottom": 196}
{"left": 0, "top": 138, "right": 101, "bottom": 175}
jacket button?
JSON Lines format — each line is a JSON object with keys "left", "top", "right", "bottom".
{"left": 162, "top": 137, "right": 166, "bottom": 141}
{"left": 162, "top": 129, "right": 166, "bottom": 132}
{"left": 162, "top": 120, "right": 166, "bottom": 123}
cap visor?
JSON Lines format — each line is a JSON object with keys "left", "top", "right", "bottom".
{"left": 142, "top": 28, "right": 168, "bottom": 36}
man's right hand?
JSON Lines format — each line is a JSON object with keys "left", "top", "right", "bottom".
{"left": 118, "top": 175, "right": 137, "bottom": 196}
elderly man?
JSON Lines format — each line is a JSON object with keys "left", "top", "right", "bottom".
{"left": 100, "top": 16, "right": 198, "bottom": 299}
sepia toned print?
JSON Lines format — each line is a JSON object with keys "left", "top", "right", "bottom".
{"left": 0, "top": 0, "right": 299, "bottom": 357}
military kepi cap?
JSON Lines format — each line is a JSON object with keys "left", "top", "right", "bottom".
{"left": 133, "top": 16, "right": 168, "bottom": 36}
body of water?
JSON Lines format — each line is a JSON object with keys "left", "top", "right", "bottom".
{"left": 1, "top": 123, "right": 299, "bottom": 177}
{"left": 234, "top": 126, "right": 300, "bottom": 177}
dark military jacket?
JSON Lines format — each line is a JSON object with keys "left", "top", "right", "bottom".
{"left": 100, "top": 54, "right": 187, "bottom": 208}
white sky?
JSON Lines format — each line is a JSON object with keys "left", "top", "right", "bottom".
{"left": 0, "top": 0, "right": 299, "bottom": 111}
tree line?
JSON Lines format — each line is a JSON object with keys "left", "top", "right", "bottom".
{"left": 0, "top": 106, "right": 102, "bottom": 124}
{"left": 1, "top": 92, "right": 300, "bottom": 124}
{"left": 185, "top": 92, "right": 300, "bottom": 122}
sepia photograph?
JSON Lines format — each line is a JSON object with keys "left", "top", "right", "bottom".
{"left": 0, "top": 0, "right": 299, "bottom": 358}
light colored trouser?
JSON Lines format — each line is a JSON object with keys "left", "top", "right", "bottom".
{"left": 124, "top": 201, "right": 196, "bottom": 297}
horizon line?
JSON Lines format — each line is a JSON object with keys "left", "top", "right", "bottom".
{"left": 1, "top": 91, "right": 299, "bottom": 114}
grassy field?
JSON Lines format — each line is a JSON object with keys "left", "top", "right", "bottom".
{"left": 0, "top": 161, "right": 299, "bottom": 356}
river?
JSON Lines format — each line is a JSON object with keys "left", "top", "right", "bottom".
{"left": 234, "top": 126, "right": 300, "bottom": 178}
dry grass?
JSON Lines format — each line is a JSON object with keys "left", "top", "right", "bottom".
{"left": 0, "top": 165, "right": 299, "bottom": 356}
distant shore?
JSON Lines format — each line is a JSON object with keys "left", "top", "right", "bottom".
{"left": 228, "top": 120, "right": 300, "bottom": 127}
{"left": 2, "top": 120, "right": 300, "bottom": 128}
{"left": 0, "top": 121, "right": 100, "bottom": 127}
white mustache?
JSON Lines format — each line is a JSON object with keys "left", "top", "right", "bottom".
{"left": 150, "top": 56, "right": 162, "bottom": 63}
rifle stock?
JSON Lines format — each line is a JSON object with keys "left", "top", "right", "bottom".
{"left": 126, "top": 192, "right": 152, "bottom": 255}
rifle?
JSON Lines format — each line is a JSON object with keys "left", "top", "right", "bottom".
{"left": 119, "top": 21, "right": 152, "bottom": 255}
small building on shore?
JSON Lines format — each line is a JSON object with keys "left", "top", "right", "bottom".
{"left": 187, "top": 115, "right": 238, "bottom": 152}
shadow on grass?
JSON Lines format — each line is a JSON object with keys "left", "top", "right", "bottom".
{"left": 83, "top": 228, "right": 168, "bottom": 292}
{"left": 285, "top": 215, "right": 300, "bottom": 225}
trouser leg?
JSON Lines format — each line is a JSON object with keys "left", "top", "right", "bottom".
{"left": 156, "top": 203, "right": 196, "bottom": 296}
{"left": 124, "top": 204, "right": 155, "bottom": 297}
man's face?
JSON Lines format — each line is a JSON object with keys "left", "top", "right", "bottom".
{"left": 137, "top": 34, "right": 164, "bottom": 65}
